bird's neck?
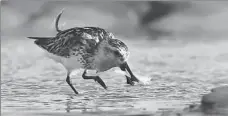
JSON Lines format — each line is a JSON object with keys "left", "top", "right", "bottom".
{"left": 93, "top": 41, "right": 117, "bottom": 72}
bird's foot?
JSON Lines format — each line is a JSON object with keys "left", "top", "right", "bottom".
{"left": 126, "top": 75, "right": 134, "bottom": 86}
{"left": 73, "top": 90, "right": 79, "bottom": 94}
{"left": 94, "top": 76, "right": 107, "bottom": 89}
{"left": 66, "top": 75, "right": 79, "bottom": 95}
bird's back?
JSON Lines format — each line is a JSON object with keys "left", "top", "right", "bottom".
{"left": 28, "top": 10, "right": 115, "bottom": 70}
{"left": 34, "top": 27, "right": 114, "bottom": 58}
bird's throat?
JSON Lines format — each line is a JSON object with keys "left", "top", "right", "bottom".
{"left": 96, "top": 58, "right": 117, "bottom": 72}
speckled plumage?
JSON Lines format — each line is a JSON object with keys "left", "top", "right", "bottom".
{"left": 34, "top": 26, "right": 115, "bottom": 70}
{"left": 28, "top": 10, "right": 139, "bottom": 94}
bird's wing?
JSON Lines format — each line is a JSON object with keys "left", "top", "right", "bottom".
{"left": 35, "top": 28, "right": 103, "bottom": 58}
{"left": 33, "top": 27, "right": 115, "bottom": 58}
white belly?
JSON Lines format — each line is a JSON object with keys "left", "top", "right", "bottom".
{"left": 45, "top": 52, "right": 83, "bottom": 71}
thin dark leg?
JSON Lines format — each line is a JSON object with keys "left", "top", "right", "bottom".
{"left": 66, "top": 75, "right": 79, "bottom": 94}
{"left": 125, "top": 63, "right": 139, "bottom": 82}
{"left": 125, "top": 74, "right": 139, "bottom": 84}
{"left": 82, "top": 70, "right": 107, "bottom": 89}
{"left": 120, "top": 63, "right": 139, "bottom": 85}
{"left": 126, "top": 75, "right": 134, "bottom": 85}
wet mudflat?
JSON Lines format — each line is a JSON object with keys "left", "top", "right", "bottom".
{"left": 2, "top": 37, "right": 228, "bottom": 116}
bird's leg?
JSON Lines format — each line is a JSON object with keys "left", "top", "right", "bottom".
{"left": 82, "top": 70, "right": 107, "bottom": 89}
{"left": 120, "top": 62, "right": 139, "bottom": 85}
{"left": 125, "top": 75, "right": 134, "bottom": 85}
{"left": 66, "top": 73, "right": 79, "bottom": 94}
{"left": 124, "top": 63, "right": 139, "bottom": 82}
{"left": 120, "top": 65, "right": 134, "bottom": 85}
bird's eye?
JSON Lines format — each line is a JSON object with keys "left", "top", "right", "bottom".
{"left": 114, "top": 51, "right": 121, "bottom": 56}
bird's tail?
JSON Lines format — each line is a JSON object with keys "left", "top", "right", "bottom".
{"left": 55, "top": 8, "right": 65, "bottom": 33}
{"left": 27, "top": 37, "right": 53, "bottom": 40}
{"left": 28, "top": 37, "right": 54, "bottom": 48}
{"left": 27, "top": 9, "right": 65, "bottom": 46}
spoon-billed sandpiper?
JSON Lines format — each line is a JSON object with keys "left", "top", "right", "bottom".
{"left": 28, "top": 10, "right": 139, "bottom": 94}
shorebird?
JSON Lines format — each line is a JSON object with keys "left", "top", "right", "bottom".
{"left": 28, "top": 10, "right": 139, "bottom": 94}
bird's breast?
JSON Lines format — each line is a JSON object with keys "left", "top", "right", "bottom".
{"left": 95, "top": 57, "right": 118, "bottom": 72}
{"left": 45, "top": 52, "right": 85, "bottom": 71}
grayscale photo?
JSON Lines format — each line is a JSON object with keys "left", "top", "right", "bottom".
{"left": 1, "top": 1, "right": 228, "bottom": 116}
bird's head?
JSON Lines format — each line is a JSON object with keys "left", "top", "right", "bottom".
{"left": 96, "top": 38, "right": 139, "bottom": 83}
{"left": 107, "top": 39, "right": 130, "bottom": 64}
{"left": 96, "top": 38, "right": 129, "bottom": 71}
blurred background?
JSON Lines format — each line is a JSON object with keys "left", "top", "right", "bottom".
{"left": 2, "top": 0, "right": 228, "bottom": 41}
{"left": 2, "top": 1, "right": 228, "bottom": 116}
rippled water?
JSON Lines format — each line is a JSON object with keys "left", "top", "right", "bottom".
{"left": 1, "top": 37, "right": 228, "bottom": 116}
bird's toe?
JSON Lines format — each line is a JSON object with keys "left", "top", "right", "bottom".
{"left": 126, "top": 76, "right": 134, "bottom": 85}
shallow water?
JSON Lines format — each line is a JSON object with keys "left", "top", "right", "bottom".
{"left": 1, "top": 37, "right": 228, "bottom": 116}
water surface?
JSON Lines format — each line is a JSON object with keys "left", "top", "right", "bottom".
{"left": 2, "top": 37, "right": 228, "bottom": 116}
